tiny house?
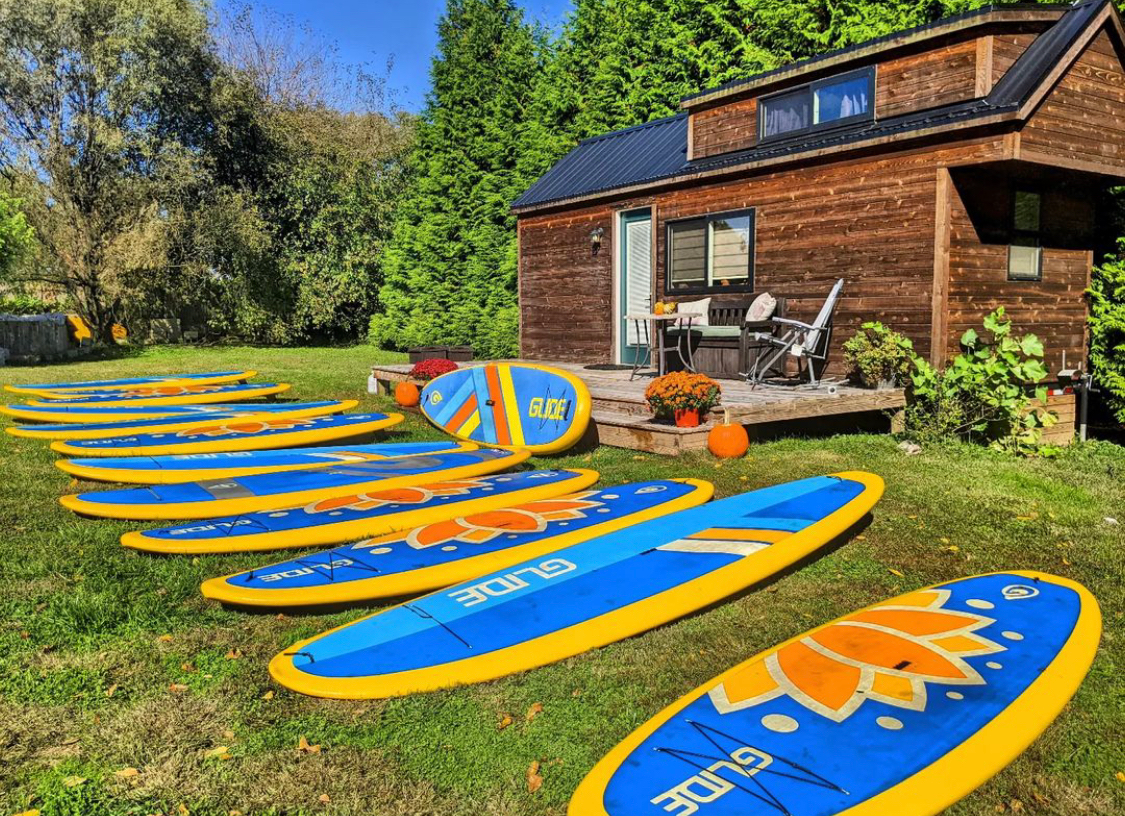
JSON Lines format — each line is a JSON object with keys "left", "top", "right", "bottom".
{"left": 513, "top": 0, "right": 1125, "bottom": 378}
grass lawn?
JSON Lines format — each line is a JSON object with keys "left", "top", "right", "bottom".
{"left": 0, "top": 344, "right": 1122, "bottom": 816}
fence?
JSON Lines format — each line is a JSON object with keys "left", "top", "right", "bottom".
{"left": 0, "top": 313, "right": 84, "bottom": 363}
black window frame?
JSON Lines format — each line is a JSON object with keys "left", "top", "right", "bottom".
{"left": 758, "top": 67, "right": 876, "bottom": 143}
{"left": 1007, "top": 189, "right": 1044, "bottom": 282}
{"left": 664, "top": 208, "right": 756, "bottom": 296}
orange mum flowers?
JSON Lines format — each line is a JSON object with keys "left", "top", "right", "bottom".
{"left": 645, "top": 371, "right": 722, "bottom": 418}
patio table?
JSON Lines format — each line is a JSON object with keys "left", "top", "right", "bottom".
{"left": 624, "top": 312, "right": 702, "bottom": 380}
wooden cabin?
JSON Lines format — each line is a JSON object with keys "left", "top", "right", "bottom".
{"left": 513, "top": 0, "right": 1125, "bottom": 380}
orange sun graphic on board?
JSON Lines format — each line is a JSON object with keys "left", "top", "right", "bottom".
{"left": 304, "top": 480, "right": 488, "bottom": 514}
{"left": 709, "top": 588, "right": 1006, "bottom": 723}
{"left": 120, "top": 385, "right": 222, "bottom": 397}
{"left": 178, "top": 418, "right": 314, "bottom": 437}
{"left": 387, "top": 493, "right": 603, "bottom": 550}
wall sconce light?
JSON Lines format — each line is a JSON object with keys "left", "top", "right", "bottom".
{"left": 590, "top": 227, "right": 605, "bottom": 256}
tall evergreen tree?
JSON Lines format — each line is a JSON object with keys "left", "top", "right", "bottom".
{"left": 372, "top": 0, "right": 544, "bottom": 358}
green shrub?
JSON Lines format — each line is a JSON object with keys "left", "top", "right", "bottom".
{"left": 1089, "top": 242, "right": 1125, "bottom": 424}
{"left": 905, "top": 308, "right": 1055, "bottom": 452}
{"left": 843, "top": 321, "right": 916, "bottom": 387}
{"left": 0, "top": 292, "right": 65, "bottom": 315}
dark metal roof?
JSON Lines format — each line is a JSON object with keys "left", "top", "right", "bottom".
{"left": 513, "top": 0, "right": 1112, "bottom": 212}
{"left": 680, "top": 3, "right": 1073, "bottom": 108}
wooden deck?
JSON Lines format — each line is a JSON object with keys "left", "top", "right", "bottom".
{"left": 371, "top": 360, "right": 907, "bottom": 455}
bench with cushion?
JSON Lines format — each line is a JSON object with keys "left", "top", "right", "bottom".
{"left": 662, "top": 295, "right": 786, "bottom": 379}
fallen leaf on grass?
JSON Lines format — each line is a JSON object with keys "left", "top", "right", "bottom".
{"left": 62, "top": 776, "right": 86, "bottom": 788}
{"left": 104, "top": 683, "right": 118, "bottom": 698}
{"left": 318, "top": 794, "right": 331, "bottom": 804}
{"left": 888, "top": 568, "right": 904, "bottom": 577}
{"left": 297, "top": 735, "right": 321, "bottom": 754}
{"left": 525, "top": 703, "right": 543, "bottom": 722}
{"left": 1115, "top": 770, "right": 1125, "bottom": 783}
{"left": 158, "top": 634, "right": 173, "bottom": 643}
{"left": 527, "top": 760, "right": 543, "bottom": 793}
{"left": 1016, "top": 512, "right": 1039, "bottom": 522}
{"left": 225, "top": 648, "right": 243, "bottom": 660}
{"left": 181, "top": 661, "right": 196, "bottom": 673}
{"left": 169, "top": 683, "right": 189, "bottom": 693}
{"left": 204, "top": 746, "right": 231, "bottom": 760}
{"left": 261, "top": 690, "right": 275, "bottom": 701}
{"left": 177, "top": 805, "right": 190, "bottom": 816}
{"left": 114, "top": 767, "right": 140, "bottom": 778}
{"left": 497, "top": 714, "right": 513, "bottom": 731}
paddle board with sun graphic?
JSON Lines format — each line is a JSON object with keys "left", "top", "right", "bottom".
{"left": 268, "top": 472, "right": 883, "bottom": 700}
{"left": 54, "top": 441, "right": 475, "bottom": 484}
{"left": 570, "top": 571, "right": 1101, "bottom": 816}
{"left": 121, "top": 469, "right": 600, "bottom": 554}
{"left": 49, "top": 412, "right": 404, "bottom": 457}
{"left": 5, "top": 370, "right": 255, "bottom": 397}
{"left": 62, "top": 447, "right": 529, "bottom": 522}
{"left": 202, "top": 479, "right": 713, "bottom": 607}
{"left": 29, "top": 381, "right": 291, "bottom": 407}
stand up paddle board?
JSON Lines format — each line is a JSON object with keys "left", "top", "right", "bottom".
{"left": 48, "top": 412, "right": 404, "bottom": 457}
{"left": 569, "top": 571, "right": 1101, "bottom": 816}
{"left": 5, "top": 370, "right": 255, "bottom": 397}
{"left": 62, "top": 447, "right": 530, "bottom": 520}
{"left": 1, "top": 399, "right": 353, "bottom": 424}
{"left": 269, "top": 472, "right": 883, "bottom": 699}
{"left": 420, "top": 363, "right": 591, "bottom": 454}
{"left": 6, "top": 402, "right": 361, "bottom": 440}
{"left": 57, "top": 441, "right": 475, "bottom": 483}
{"left": 122, "top": 469, "right": 599, "bottom": 555}
{"left": 203, "top": 479, "right": 712, "bottom": 607}
{"left": 28, "top": 382, "right": 290, "bottom": 407}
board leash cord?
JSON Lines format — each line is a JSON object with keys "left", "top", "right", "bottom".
{"left": 654, "top": 719, "right": 850, "bottom": 816}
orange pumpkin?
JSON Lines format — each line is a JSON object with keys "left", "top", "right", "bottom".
{"left": 394, "top": 380, "right": 421, "bottom": 408}
{"left": 708, "top": 408, "right": 749, "bottom": 459}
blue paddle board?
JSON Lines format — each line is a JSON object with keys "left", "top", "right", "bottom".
{"left": 569, "top": 572, "right": 1101, "bottom": 816}
{"left": 29, "top": 382, "right": 290, "bottom": 406}
{"left": 202, "top": 479, "right": 713, "bottom": 607}
{"left": 61, "top": 447, "right": 530, "bottom": 521}
{"left": 420, "top": 363, "right": 591, "bottom": 454}
{"left": 4, "top": 370, "right": 253, "bottom": 395}
{"left": 121, "top": 469, "right": 600, "bottom": 554}
{"left": 269, "top": 472, "right": 884, "bottom": 699}
{"left": 6, "top": 403, "right": 359, "bottom": 440}
{"left": 0, "top": 400, "right": 352, "bottom": 424}
{"left": 48, "top": 412, "right": 403, "bottom": 457}
{"left": 56, "top": 441, "right": 475, "bottom": 483}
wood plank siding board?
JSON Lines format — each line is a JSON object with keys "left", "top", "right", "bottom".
{"left": 876, "top": 39, "right": 981, "bottom": 119}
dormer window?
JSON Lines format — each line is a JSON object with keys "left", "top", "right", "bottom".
{"left": 760, "top": 67, "right": 874, "bottom": 142}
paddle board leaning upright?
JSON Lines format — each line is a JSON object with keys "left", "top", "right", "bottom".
{"left": 122, "top": 468, "right": 600, "bottom": 555}
{"left": 56, "top": 441, "right": 476, "bottom": 484}
{"left": 421, "top": 362, "right": 591, "bottom": 454}
{"left": 569, "top": 572, "right": 1101, "bottom": 816}
{"left": 48, "top": 412, "right": 404, "bottom": 457}
{"left": 269, "top": 471, "right": 883, "bottom": 699}
{"left": 61, "top": 447, "right": 531, "bottom": 521}
{"left": 202, "top": 479, "right": 713, "bottom": 607}
{"left": 27, "top": 381, "right": 290, "bottom": 407}
{"left": 5, "top": 370, "right": 255, "bottom": 397}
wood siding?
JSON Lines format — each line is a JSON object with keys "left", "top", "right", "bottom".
{"left": 876, "top": 39, "right": 980, "bottom": 119}
{"left": 691, "top": 98, "right": 758, "bottom": 160}
{"left": 1022, "top": 29, "right": 1125, "bottom": 174}
{"left": 992, "top": 32, "right": 1039, "bottom": 86}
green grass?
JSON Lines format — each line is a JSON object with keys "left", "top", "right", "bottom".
{"left": 1, "top": 345, "right": 1122, "bottom": 816}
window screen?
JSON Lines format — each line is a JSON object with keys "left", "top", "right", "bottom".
{"left": 666, "top": 210, "right": 755, "bottom": 294}
{"left": 668, "top": 220, "right": 707, "bottom": 291}
{"left": 1008, "top": 191, "right": 1043, "bottom": 282}
{"left": 761, "top": 90, "right": 810, "bottom": 139}
{"left": 708, "top": 215, "right": 752, "bottom": 288}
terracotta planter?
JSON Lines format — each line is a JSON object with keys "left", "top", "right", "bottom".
{"left": 674, "top": 408, "right": 701, "bottom": 428}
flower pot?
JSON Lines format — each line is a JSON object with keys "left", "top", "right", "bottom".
{"left": 674, "top": 408, "right": 701, "bottom": 428}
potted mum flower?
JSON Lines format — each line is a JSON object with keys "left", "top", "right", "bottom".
{"left": 645, "top": 371, "right": 722, "bottom": 427}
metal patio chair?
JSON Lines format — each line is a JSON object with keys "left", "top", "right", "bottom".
{"left": 745, "top": 278, "right": 844, "bottom": 388}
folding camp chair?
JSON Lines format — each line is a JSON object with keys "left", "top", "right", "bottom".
{"left": 745, "top": 278, "right": 844, "bottom": 387}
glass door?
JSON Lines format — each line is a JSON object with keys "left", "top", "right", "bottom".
{"left": 619, "top": 209, "right": 653, "bottom": 365}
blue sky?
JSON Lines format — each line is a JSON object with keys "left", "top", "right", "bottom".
{"left": 225, "top": 0, "right": 575, "bottom": 112}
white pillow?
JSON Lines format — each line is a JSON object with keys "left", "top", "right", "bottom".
{"left": 745, "top": 293, "right": 777, "bottom": 323}
{"left": 676, "top": 297, "right": 711, "bottom": 327}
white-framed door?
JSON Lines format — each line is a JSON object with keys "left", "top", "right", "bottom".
{"left": 617, "top": 208, "right": 653, "bottom": 365}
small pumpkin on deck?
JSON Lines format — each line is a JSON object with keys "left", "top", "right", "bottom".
{"left": 394, "top": 380, "right": 421, "bottom": 408}
{"left": 708, "top": 409, "right": 749, "bottom": 459}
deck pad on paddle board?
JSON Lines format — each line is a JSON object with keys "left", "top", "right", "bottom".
{"left": 421, "top": 363, "right": 591, "bottom": 454}
{"left": 6, "top": 370, "right": 255, "bottom": 397}
{"left": 62, "top": 448, "right": 530, "bottom": 520}
{"left": 29, "top": 382, "right": 290, "bottom": 407}
{"left": 57, "top": 441, "right": 475, "bottom": 483}
{"left": 122, "top": 469, "right": 599, "bottom": 554}
{"left": 6, "top": 402, "right": 359, "bottom": 440}
{"left": 203, "top": 479, "right": 712, "bottom": 607}
{"left": 269, "top": 472, "right": 883, "bottom": 699}
{"left": 48, "top": 412, "right": 404, "bottom": 457}
{"left": 569, "top": 571, "right": 1101, "bottom": 816}
{"left": 1, "top": 400, "right": 352, "bottom": 425}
